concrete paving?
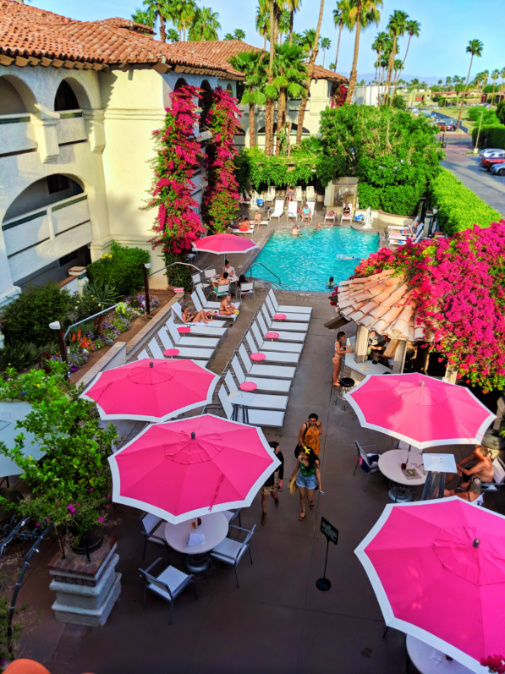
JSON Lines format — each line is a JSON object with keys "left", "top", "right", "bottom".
{"left": 441, "top": 142, "right": 505, "bottom": 216}
{"left": 11, "top": 285, "right": 503, "bottom": 674}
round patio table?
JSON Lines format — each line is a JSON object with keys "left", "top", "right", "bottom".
{"left": 164, "top": 348, "right": 180, "bottom": 359}
{"left": 239, "top": 382, "right": 257, "bottom": 392}
{"left": 250, "top": 353, "right": 266, "bottom": 362}
{"left": 164, "top": 512, "right": 228, "bottom": 573}
{"left": 274, "top": 314, "right": 286, "bottom": 320}
{"left": 177, "top": 326, "right": 191, "bottom": 334}
{"left": 265, "top": 332, "right": 279, "bottom": 341}
{"left": 378, "top": 449, "right": 426, "bottom": 502}
{"left": 406, "top": 635, "right": 474, "bottom": 674}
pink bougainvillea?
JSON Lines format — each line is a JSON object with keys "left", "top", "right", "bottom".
{"left": 481, "top": 655, "right": 505, "bottom": 674}
{"left": 351, "top": 221, "right": 505, "bottom": 391}
{"left": 147, "top": 85, "right": 205, "bottom": 255}
{"left": 202, "top": 87, "right": 241, "bottom": 232}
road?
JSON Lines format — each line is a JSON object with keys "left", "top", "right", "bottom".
{"left": 440, "top": 141, "right": 505, "bottom": 217}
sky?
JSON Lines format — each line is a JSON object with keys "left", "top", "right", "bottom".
{"left": 31, "top": 0, "right": 504, "bottom": 80}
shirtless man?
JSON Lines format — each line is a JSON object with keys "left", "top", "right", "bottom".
{"left": 446, "top": 445, "right": 493, "bottom": 488}
{"left": 219, "top": 293, "right": 236, "bottom": 316}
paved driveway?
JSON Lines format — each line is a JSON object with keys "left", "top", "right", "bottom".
{"left": 441, "top": 142, "right": 505, "bottom": 216}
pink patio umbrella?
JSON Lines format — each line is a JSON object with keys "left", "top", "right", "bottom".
{"left": 355, "top": 498, "right": 505, "bottom": 672}
{"left": 80, "top": 359, "right": 218, "bottom": 422}
{"left": 347, "top": 373, "right": 495, "bottom": 450}
{"left": 108, "top": 414, "right": 280, "bottom": 523}
{"left": 192, "top": 233, "right": 258, "bottom": 255}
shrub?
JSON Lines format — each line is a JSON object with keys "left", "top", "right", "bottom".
{"left": 0, "top": 341, "right": 39, "bottom": 372}
{"left": 430, "top": 168, "right": 503, "bottom": 234}
{"left": 471, "top": 124, "right": 505, "bottom": 150}
{"left": 391, "top": 94, "right": 406, "bottom": 110}
{"left": 497, "top": 101, "right": 505, "bottom": 125}
{"left": 358, "top": 182, "right": 425, "bottom": 216}
{"left": 1, "top": 283, "right": 72, "bottom": 347}
{"left": 467, "top": 107, "right": 499, "bottom": 125}
{"left": 87, "top": 241, "right": 150, "bottom": 297}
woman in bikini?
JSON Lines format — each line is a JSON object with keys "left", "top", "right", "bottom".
{"left": 181, "top": 305, "right": 213, "bottom": 324}
{"left": 332, "top": 331, "right": 353, "bottom": 387}
{"left": 289, "top": 447, "right": 322, "bottom": 521}
{"left": 219, "top": 293, "right": 235, "bottom": 316}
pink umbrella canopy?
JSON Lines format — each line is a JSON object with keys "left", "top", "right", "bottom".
{"left": 80, "top": 359, "right": 218, "bottom": 422}
{"left": 355, "top": 498, "right": 505, "bottom": 672}
{"left": 108, "top": 414, "right": 281, "bottom": 523}
{"left": 192, "top": 233, "right": 258, "bottom": 254}
{"left": 347, "top": 373, "right": 495, "bottom": 449}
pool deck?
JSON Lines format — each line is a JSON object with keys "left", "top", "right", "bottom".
{"left": 11, "top": 285, "right": 504, "bottom": 674}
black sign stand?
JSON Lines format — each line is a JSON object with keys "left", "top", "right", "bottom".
{"left": 317, "top": 517, "right": 339, "bottom": 592}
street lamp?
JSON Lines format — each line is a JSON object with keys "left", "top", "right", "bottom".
{"left": 49, "top": 320, "right": 68, "bottom": 365}
{"left": 142, "top": 263, "right": 152, "bottom": 317}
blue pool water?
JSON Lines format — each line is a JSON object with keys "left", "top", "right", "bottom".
{"left": 249, "top": 227, "right": 379, "bottom": 291}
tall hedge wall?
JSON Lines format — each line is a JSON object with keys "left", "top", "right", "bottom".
{"left": 430, "top": 168, "right": 503, "bottom": 234}
{"left": 472, "top": 124, "right": 505, "bottom": 150}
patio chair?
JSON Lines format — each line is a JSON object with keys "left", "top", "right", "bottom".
{"left": 294, "top": 186, "right": 303, "bottom": 202}
{"left": 245, "top": 332, "right": 300, "bottom": 365}
{"left": 238, "top": 343, "right": 296, "bottom": 380}
{"left": 210, "top": 524, "right": 256, "bottom": 588}
{"left": 213, "top": 282, "right": 231, "bottom": 301}
{"left": 223, "top": 509, "right": 242, "bottom": 527}
{"left": 140, "top": 513, "right": 170, "bottom": 560}
{"left": 249, "top": 191, "right": 261, "bottom": 209}
{"left": 265, "top": 295, "right": 310, "bottom": 324}
{"left": 341, "top": 203, "right": 353, "bottom": 224}
{"left": 157, "top": 327, "right": 213, "bottom": 364}
{"left": 261, "top": 303, "right": 309, "bottom": 334}
{"left": 191, "top": 272, "right": 202, "bottom": 288}
{"left": 224, "top": 371, "right": 288, "bottom": 411}
{"left": 139, "top": 557, "right": 197, "bottom": 624}
{"left": 287, "top": 201, "right": 298, "bottom": 222}
{"left": 267, "top": 288, "right": 312, "bottom": 316}
{"left": 170, "top": 304, "right": 227, "bottom": 337}
{"left": 265, "top": 185, "right": 276, "bottom": 203}
{"left": 250, "top": 322, "right": 303, "bottom": 355}
{"left": 269, "top": 200, "right": 285, "bottom": 221}
{"left": 218, "top": 385, "right": 285, "bottom": 428}
{"left": 323, "top": 208, "right": 337, "bottom": 225}
{"left": 166, "top": 317, "right": 219, "bottom": 349}
{"left": 237, "top": 281, "right": 255, "bottom": 301}
{"left": 353, "top": 441, "right": 381, "bottom": 491}
{"left": 305, "top": 201, "right": 316, "bottom": 224}
{"left": 203, "top": 268, "right": 217, "bottom": 287}
{"left": 196, "top": 284, "right": 241, "bottom": 312}
{"left": 231, "top": 354, "right": 292, "bottom": 394}
{"left": 257, "top": 312, "right": 305, "bottom": 344}
{"left": 306, "top": 185, "right": 315, "bottom": 201}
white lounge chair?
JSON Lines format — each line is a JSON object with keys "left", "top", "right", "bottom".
{"left": 231, "top": 355, "right": 291, "bottom": 394}
{"left": 171, "top": 304, "right": 227, "bottom": 337}
{"left": 249, "top": 191, "right": 261, "bottom": 208}
{"left": 245, "top": 332, "right": 300, "bottom": 365}
{"left": 265, "top": 185, "right": 276, "bottom": 203}
{"left": 224, "top": 372, "right": 288, "bottom": 411}
{"left": 218, "top": 386, "right": 285, "bottom": 428}
{"left": 388, "top": 220, "right": 424, "bottom": 246}
{"left": 294, "top": 186, "right": 303, "bottom": 201}
{"left": 137, "top": 345, "right": 209, "bottom": 369}
{"left": 191, "top": 293, "right": 229, "bottom": 327}
{"left": 341, "top": 203, "right": 353, "bottom": 224}
{"left": 267, "top": 289, "right": 312, "bottom": 315}
{"left": 287, "top": 201, "right": 297, "bottom": 222}
{"left": 165, "top": 317, "right": 219, "bottom": 349}
{"left": 306, "top": 186, "right": 315, "bottom": 201}
{"left": 257, "top": 313, "right": 306, "bottom": 343}
{"left": 196, "top": 285, "right": 240, "bottom": 316}
{"left": 306, "top": 201, "right": 315, "bottom": 223}
{"left": 238, "top": 344, "right": 295, "bottom": 380}
{"left": 269, "top": 200, "right": 285, "bottom": 221}
{"left": 157, "top": 327, "right": 214, "bottom": 361}
{"left": 261, "top": 304, "right": 309, "bottom": 333}
{"left": 265, "top": 296, "right": 310, "bottom": 324}
{"left": 323, "top": 208, "right": 337, "bottom": 225}
{"left": 251, "top": 322, "right": 302, "bottom": 354}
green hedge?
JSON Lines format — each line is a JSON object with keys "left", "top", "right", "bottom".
{"left": 472, "top": 124, "right": 505, "bottom": 149}
{"left": 87, "top": 241, "right": 150, "bottom": 297}
{"left": 357, "top": 183, "right": 425, "bottom": 217}
{"left": 430, "top": 168, "right": 503, "bottom": 234}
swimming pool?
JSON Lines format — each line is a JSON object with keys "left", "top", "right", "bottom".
{"left": 249, "top": 227, "right": 379, "bottom": 291}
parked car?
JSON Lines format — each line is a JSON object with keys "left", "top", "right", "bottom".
{"left": 491, "top": 162, "right": 505, "bottom": 176}
{"left": 482, "top": 157, "right": 505, "bottom": 171}
{"left": 436, "top": 122, "right": 456, "bottom": 131}
{"left": 479, "top": 148, "right": 505, "bottom": 164}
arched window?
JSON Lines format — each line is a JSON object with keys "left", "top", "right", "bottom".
{"left": 174, "top": 78, "right": 188, "bottom": 91}
{"left": 0, "top": 76, "right": 37, "bottom": 115}
{"left": 3, "top": 175, "right": 84, "bottom": 222}
{"left": 54, "top": 80, "right": 80, "bottom": 111}
{"left": 200, "top": 80, "right": 213, "bottom": 130}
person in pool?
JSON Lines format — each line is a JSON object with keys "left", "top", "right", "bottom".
{"left": 290, "top": 223, "right": 300, "bottom": 236}
{"left": 327, "top": 276, "right": 335, "bottom": 288}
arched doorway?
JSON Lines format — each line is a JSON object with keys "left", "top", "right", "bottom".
{"left": 200, "top": 79, "right": 213, "bottom": 130}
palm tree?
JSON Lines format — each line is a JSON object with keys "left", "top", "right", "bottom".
{"left": 299, "top": 29, "right": 318, "bottom": 55}
{"left": 265, "top": 0, "right": 284, "bottom": 155}
{"left": 271, "top": 43, "right": 307, "bottom": 153}
{"left": 143, "top": 0, "right": 169, "bottom": 42}
{"left": 278, "top": 9, "right": 291, "bottom": 43}
{"left": 320, "top": 37, "right": 332, "bottom": 67}
{"left": 371, "top": 31, "right": 388, "bottom": 106}
{"left": 384, "top": 10, "right": 408, "bottom": 105}
{"left": 456, "top": 39, "right": 484, "bottom": 129}
{"left": 392, "top": 18, "right": 420, "bottom": 99}
{"left": 489, "top": 69, "right": 500, "bottom": 103}
{"left": 285, "top": 0, "right": 301, "bottom": 45}
{"left": 345, "top": 0, "right": 383, "bottom": 104}
{"left": 332, "top": 0, "right": 352, "bottom": 73}
{"left": 256, "top": 0, "right": 270, "bottom": 51}
{"left": 445, "top": 76, "right": 451, "bottom": 91}
{"left": 132, "top": 7, "right": 155, "bottom": 27}
{"left": 234, "top": 28, "right": 246, "bottom": 41}
{"left": 501, "top": 67, "right": 505, "bottom": 88}
{"left": 296, "top": 0, "right": 325, "bottom": 144}
{"left": 188, "top": 7, "right": 221, "bottom": 40}
{"left": 167, "top": 27, "right": 179, "bottom": 42}
{"left": 229, "top": 50, "right": 267, "bottom": 147}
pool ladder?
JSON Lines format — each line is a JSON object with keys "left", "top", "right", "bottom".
{"left": 248, "top": 262, "right": 286, "bottom": 290}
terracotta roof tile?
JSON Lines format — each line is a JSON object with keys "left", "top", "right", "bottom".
{"left": 337, "top": 273, "right": 432, "bottom": 342}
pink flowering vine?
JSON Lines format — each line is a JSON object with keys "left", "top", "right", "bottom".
{"left": 351, "top": 221, "right": 505, "bottom": 391}
{"left": 202, "top": 87, "right": 242, "bottom": 232}
{"left": 481, "top": 655, "right": 505, "bottom": 674}
{"left": 147, "top": 85, "right": 205, "bottom": 255}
